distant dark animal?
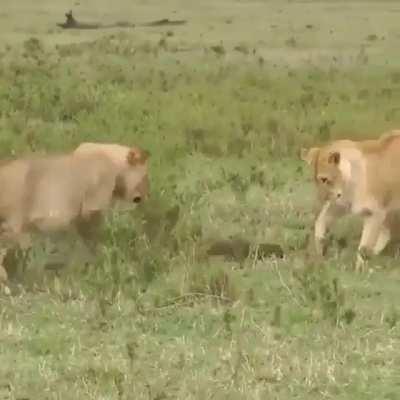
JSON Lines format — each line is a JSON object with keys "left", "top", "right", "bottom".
{"left": 57, "top": 10, "right": 186, "bottom": 30}
{"left": 57, "top": 10, "right": 134, "bottom": 30}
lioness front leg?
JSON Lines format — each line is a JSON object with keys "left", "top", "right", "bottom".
{"left": 314, "top": 201, "right": 346, "bottom": 256}
{"left": 356, "top": 212, "right": 386, "bottom": 272}
{"left": 0, "top": 248, "right": 8, "bottom": 284}
{"left": 75, "top": 211, "right": 104, "bottom": 265}
{"left": 373, "top": 223, "right": 391, "bottom": 255}
{"left": 0, "top": 217, "right": 26, "bottom": 285}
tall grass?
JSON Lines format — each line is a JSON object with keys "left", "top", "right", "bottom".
{"left": 1, "top": 30, "right": 400, "bottom": 399}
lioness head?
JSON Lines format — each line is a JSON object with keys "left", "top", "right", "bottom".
{"left": 73, "top": 142, "right": 150, "bottom": 205}
{"left": 301, "top": 146, "right": 348, "bottom": 205}
{"left": 113, "top": 146, "right": 150, "bottom": 204}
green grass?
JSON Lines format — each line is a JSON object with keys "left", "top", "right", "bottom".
{"left": 2, "top": 1, "right": 400, "bottom": 398}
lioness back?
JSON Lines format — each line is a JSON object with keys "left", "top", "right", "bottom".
{"left": 74, "top": 143, "right": 133, "bottom": 168}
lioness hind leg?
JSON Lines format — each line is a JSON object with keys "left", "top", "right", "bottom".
{"left": 0, "top": 264, "right": 10, "bottom": 295}
{"left": 0, "top": 265, "right": 8, "bottom": 283}
{"left": 0, "top": 247, "right": 8, "bottom": 284}
{"left": 75, "top": 211, "right": 104, "bottom": 265}
{"left": 0, "top": 219, "right": 27, "bottom": 286}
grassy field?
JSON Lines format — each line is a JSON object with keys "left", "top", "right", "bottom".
{"left": 2, "top": 0, "right": 400, "bottom": 398}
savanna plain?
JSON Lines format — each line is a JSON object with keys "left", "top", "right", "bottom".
{"left": 2, "top": 0, "right": 400, "bottom": 398}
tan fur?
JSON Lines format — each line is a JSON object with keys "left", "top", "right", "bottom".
{"left": 301, "top": 130, "right": 400, "bottom": 270}
{"left": 0, "top": 143, "right": 150, "bottom": 283}
{"left": 73, "top": 143, "right": 150, "bottom": 203}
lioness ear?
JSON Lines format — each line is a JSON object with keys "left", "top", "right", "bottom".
{"left": 300, "top": 147, "right": 320, "bottom": 165}
{"left": 328, "top": 151, "right": 340, "bottom": 165}
{"left": 127, "top": 147, "right": 149, "bottom": 166}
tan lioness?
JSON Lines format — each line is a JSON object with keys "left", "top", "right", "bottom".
{"left": 301, "top": 130, "right": 400, "bottom": 270}
{"left": 0, "top": 144, "right": 149, "bottom": 284}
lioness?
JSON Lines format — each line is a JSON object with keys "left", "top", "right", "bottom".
{"left": 0, "top": 144, "right": 149, "bottom": 283}
{"left": 301, "top": 130, "right": 400, "bottom": 270}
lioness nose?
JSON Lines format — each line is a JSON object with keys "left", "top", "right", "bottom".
{"left": 336, "top": 192, "right": 342, "bottom": 199}
{"left": 133, "top": 196, "right": 142, "bottom": 204}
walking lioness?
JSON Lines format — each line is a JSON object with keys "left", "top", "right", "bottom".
{"left": 301, "top": 130, "right": 400, "bottom": 270}
{"left": 0, "top": 143, "right": 149, "bottom": 284}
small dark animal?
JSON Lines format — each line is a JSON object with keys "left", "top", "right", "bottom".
{"left": 57, "top": 10, "right": 102, "bottom": 29}
{"left": 57, "top": 10, "right": 186, "bottom": 30}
